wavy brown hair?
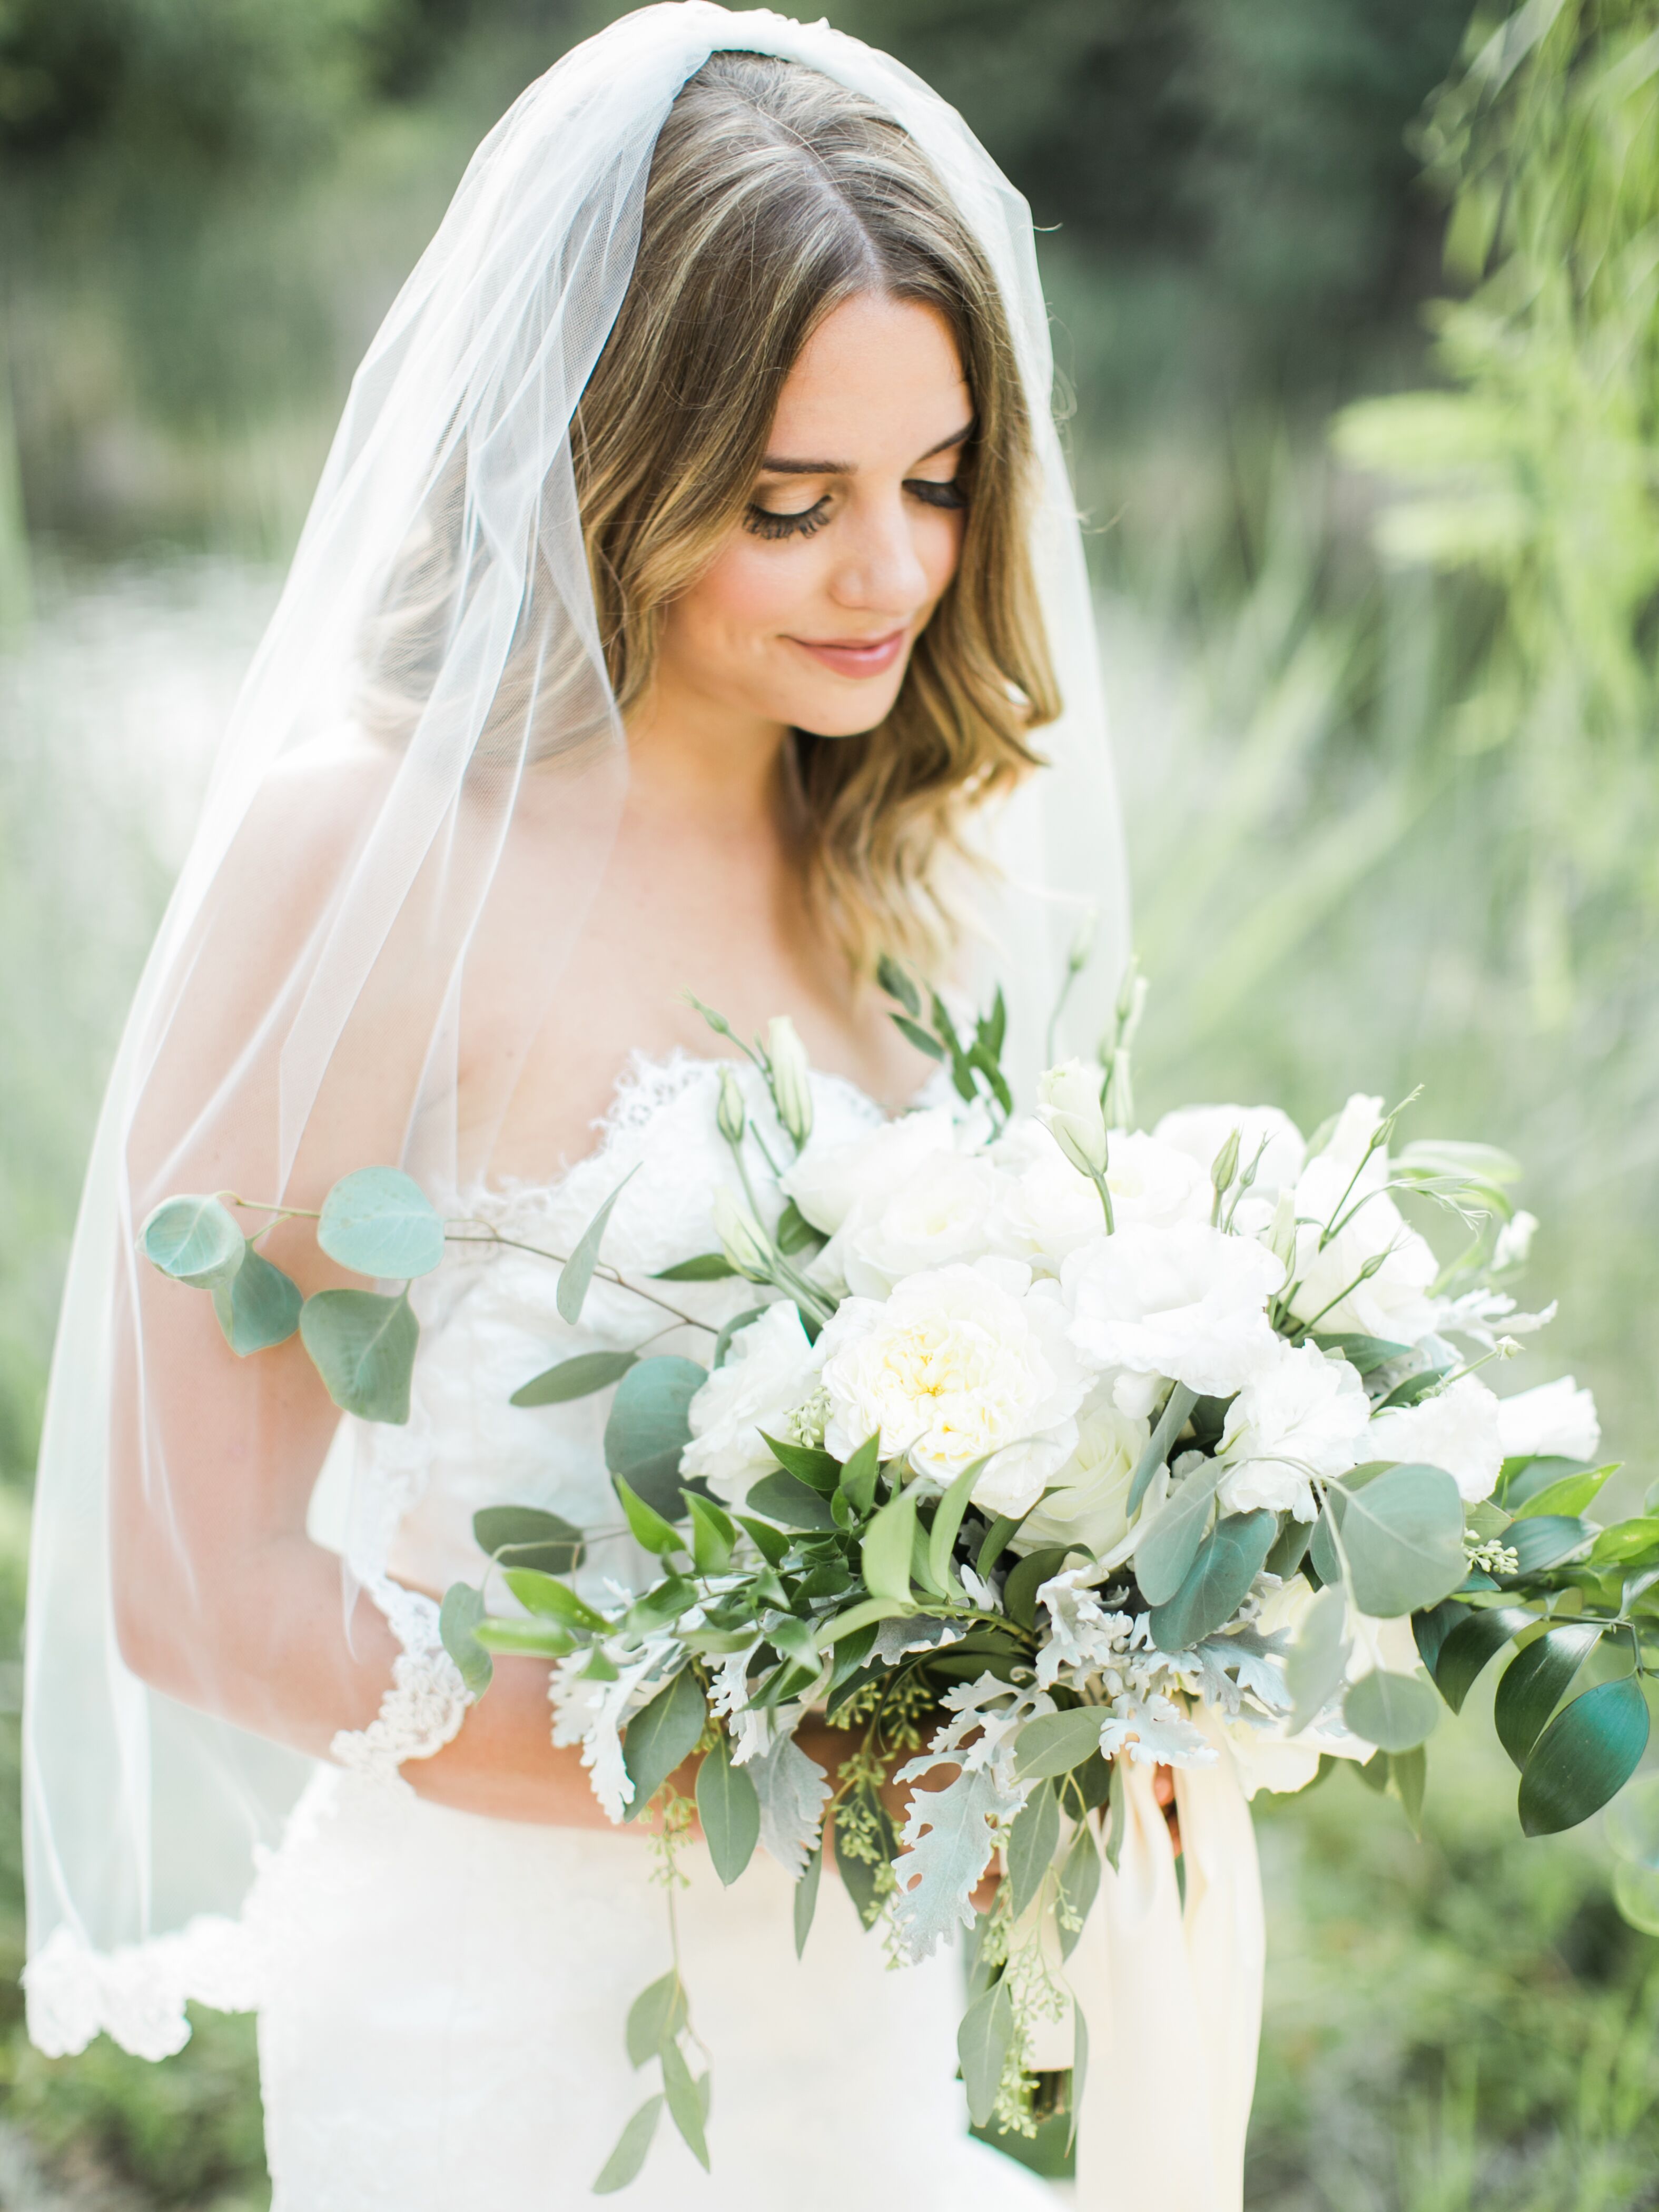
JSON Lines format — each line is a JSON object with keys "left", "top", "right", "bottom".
{"left": 572, "top": 52, "right": 1058, "bottom": 976}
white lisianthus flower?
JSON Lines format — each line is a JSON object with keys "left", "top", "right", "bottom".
{"left": 1493, "top": 1209, "right": 1539, "bottom": 1269}
{"left": 819, "top": 1148, "right": 1004, "bottom": 1298}
{"left": 986, "top": 1119, "right": 1103, "bottom": 1269}
{"left": 683, "top": 1303, "right": 823, "bottom": 1506}
{"left": 1153, "top": 1104, "right": 1306, "bottom": 1199}
{"left": 1495, "top": 1375, "right": 1601, "bottom": 1464}
{"left": 1063, "top": 1221, "right": 1286, "bottom": 1397}
{"left": 780, "top": 1107, "right": 957, "bottom": 1235}
{"left": 1009, "top": 1393, "right": 1152, "bottom": 1562}
{"left": 1365, "top": 1372, "right": 1504, "bottom": 1502}
{"left": 1217, "top": 1340, "right": 1370, "bottom": 1520}
{"left": 766, "top": 1016, "right": 814, "bottom": 1149}
{"left": 1100, "top": 1131, "right": 1212, "bottom": 1230}
{"left": 1038, "top": 1058, "right": 1109, "bottom": 1178}
{"left": 817, "top": 1255, "right": 1089, "bottom": 1513}
{"left": 1286, "top": 1094, "right": 1440, "bottom": 1343}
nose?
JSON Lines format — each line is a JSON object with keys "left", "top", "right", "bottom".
{"left": 827, "top": 489, "right": 931, "bottom": 617}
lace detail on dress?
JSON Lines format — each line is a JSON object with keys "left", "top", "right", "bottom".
{"left": 329, "top": 1583, "right": 470, "bottom": 1787}
{"left": 24, "top": 1914, "right": 264, "bottom": 2061}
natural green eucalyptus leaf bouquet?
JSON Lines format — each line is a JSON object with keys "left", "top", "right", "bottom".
{"left": 143, "top": 961, "right": 1659, "bottom": 2190}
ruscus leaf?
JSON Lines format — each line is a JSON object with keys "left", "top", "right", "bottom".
{"left": 1519, "top": 1676, "right": 1650, "bottom": 1836}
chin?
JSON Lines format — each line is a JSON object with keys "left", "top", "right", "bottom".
{"left": 782, "top": 676, "right": 909, "bottom": 742}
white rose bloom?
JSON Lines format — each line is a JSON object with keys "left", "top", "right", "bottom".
{"left": 1217, "top": 1340, "right": 1370, "bottom": 1520}
{"left": 780, "top": 1107, "right": 957, "bottom": 1235}
{"left": 683, "top": 1303, "right": 822, "bottom": 1507}
{"left": 821, "top": 1148, "right": 1004, "bottom": 1298}
{"left": 1365, "top": 1372, "right": 1504, "bottom": 1502}
{"left": 1010, "top": 1393, "right": 1151, "bottom": 1561}
{"left": 1063, "top": 1220, "right": 1285, "bottom": 1397}
{"left": 1153, "top": 1104, "right": 1306, "bottom": 1200}
{"left": 817, "top": 1256, "right": 1089, "bottom": 1514}
{"left": 1495, "top": 1375, "right": 1601, "bottom": 1464}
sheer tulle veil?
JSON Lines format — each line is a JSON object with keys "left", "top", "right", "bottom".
{"left": 23, "top": 4, "right": 1129, "bottom": 2055}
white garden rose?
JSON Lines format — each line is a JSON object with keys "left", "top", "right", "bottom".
{"left": 1365, "top": 1372, "right": 1504, "bottom": 1502}
{"left": 819, "top": 1148, "right": 1004, "bottom": 1298}
{"left": 1217, "top": 1339, "right": 1371, "bottom": 1520}
{"left": 817, "top": 1255, "right": 1089, "bottom": 1514}
{"left": 683, "top": 1302, "right": 822, "bottom": 1507}
{"left": 1495, "top": 1375, "right": 1601, "bottom": 1463}
{"left": 780, "top": 1107, "right": 956, "bottom": 1235}
{"left": 1153, "top": 1104, "right": 1306, "bottom": 1199}
{"left": 1063, "top": 1221, "right": 1286, "bottom": 1397}
{"left": 1008, "top": 1392, "right": 1151, "bottom": 1562}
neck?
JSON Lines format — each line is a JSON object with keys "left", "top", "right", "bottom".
{"left": 625, "top": 672, "right": 789, "bottom": 829}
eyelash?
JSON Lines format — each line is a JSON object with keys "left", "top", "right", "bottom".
{"left": 742, "top": 478, "right": 969, "bottom": 541}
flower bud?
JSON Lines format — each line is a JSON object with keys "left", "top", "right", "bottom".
{"left": 766, "top": 1015, "right": 814, "bottom": 1149}
{"left": 1038, "top": 1058, "right": 1110, "bottom": 1178}
{"left": 1068, "top": 904, "right": 1098, "bottom": 974}
{"left": 716, "top": 1068, "right": 746, "bottom": 1148}
{"left": 1209, "top": 1126, "right": 1241, "bottom": 1197}
{"left": 713, "top": 1185, "right": 772, "bottom": 1280}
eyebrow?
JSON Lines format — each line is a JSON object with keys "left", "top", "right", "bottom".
{"left": 757, "top": 422, "right": 975, "bottom": 475}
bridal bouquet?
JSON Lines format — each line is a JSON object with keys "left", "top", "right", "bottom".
{"left": 141, "top": 965, "right": 1658, "bottom": 2193}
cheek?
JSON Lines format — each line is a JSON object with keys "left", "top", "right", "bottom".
{"left": 673, "top": 539, "right": 813, "bottom": 654}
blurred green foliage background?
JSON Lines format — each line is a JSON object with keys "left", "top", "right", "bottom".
{"left": 2, "top": 1, "right": 1657, "bottom": 2204}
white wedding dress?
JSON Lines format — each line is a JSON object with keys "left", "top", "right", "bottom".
{"left": 251, "top": 1051, "right": 1056, "bottom": 2210}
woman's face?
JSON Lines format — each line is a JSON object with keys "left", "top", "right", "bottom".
{"left": 653, "top": 293, "right": 972, "bottom": 740}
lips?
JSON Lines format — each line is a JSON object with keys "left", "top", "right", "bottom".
{"left": 787, "top": 627, "right": 909, "bottom": 678}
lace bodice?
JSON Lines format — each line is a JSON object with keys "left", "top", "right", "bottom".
{"left": 323, "top": 1051, "right": 892, "bottom": 1780}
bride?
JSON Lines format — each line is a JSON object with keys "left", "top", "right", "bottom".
{"left": 21, "top": 9, "right": 1187, "bottom": 2208}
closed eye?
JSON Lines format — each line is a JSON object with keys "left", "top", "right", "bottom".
{"left": 905, "top": 478, "right": 967, "bottom": 511}
{"left": 744, "top": 496, "right": 831, "bottom": 541}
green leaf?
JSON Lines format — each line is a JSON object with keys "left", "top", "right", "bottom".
{"left": 775, "top": 1200, "right": 822, "bottom": 1256}
{"left": 1412, "top": 1598, "right": 1468, "bottom": 1677}
{"left": 299, "top": 1288, "right": 418, "bottom": 1422}
{"left": 558, "top": 1166, "right": 639, "bottom": 1326}
{"left": 891, "top": 1011, "right": 946, "bottom": 1061}
{"left": 653, "top": 1251, "right": 738, "bottom": 1281}
{"left": 1606, "top": 1772, "right": 1659, "bottom": 1871}
{"left": 1148, "top": 1508, "right": 1276, "bottom": 1653}
{"left": 621, "top": 1668, "right": 707, "bottom": 1822}
{"left": 685, "top": 1493, "right": 736, "bottom": 1576}
{"left": 1430, "top": 1604, "right": 1534, "bottom": 1713}
{"left": 1014, "top": 1709, "right": 1106, "bottom": 1785}
{"left": 1497, "top": 1454, "right": 1598, "bottom": 1509}
{"left": 1311, "top": 1332, "right": 1412, "bottom": 1374}
{"left": 1612, "top": 1860, "right": 1659, "bottom": 1937}
{"left": 1344, "top": 1669, "right": 1441, "bottom": 1752}
{"left": 1287, "top": 1583, "right": 1351, "bottom": 1733}
{"left": 1325, "top": 1461, "right": 1466, "bottom": 1617}
{"left": 1374, "top": 1365, "right": 1453, "bottom": 1411}
{"left": 501, "top": 1567, "right": 608, "bottom": 1631}
{"left": 697, "top": 1734, "right": 761, "bottom": 1887}
{"left": 1006, "top": 1779, "right": 1061, "bottom": 1919}
{"left": 510, "top": 1349, "right": 637, "bottom": 1406}
{"left": 472, "top": 1616, "right": 576, "bottom": 1657}
{"left": 658, "top": 2038, "right": 709, "bottom": 2171}
{"left": 1495, "top": 1622, "right": 1604, "bottom": 1766}
{"left": 793, "top": 1833, "right": 824, "bottom": 1957}
{"left": 746, "top": 1470, "right": 838, "bottom": 1532}
{"left": 1507, "top": 1514, "right": 1592, "bottom": 1574}
{"left": 142, "top": 1194, "right": 245, "bottom": 1288}
{"left": 438, "top": 1583, "right": 492, "bottom": 1697}
{"left": 603, "top": 1356, "right": 707, "bottom": 1514}
{"left": 975, "top": 1514, "right": 1021, "bottom": 1580}
{"left": 838, "top": 1433, "right": 881, "bottom": 1516}
{"left": 592, "top": 2096, "right": 664, "bottom": 2194}
{"left": 734, "top": 1514, "right": 789, "bottom": 1567}
{"left": 1070, "top": 2003, "right": 1089, "bottom": 2156}
{"left": 1133, "top": 1459, "right": 1223, "bottom": 1607}
{"left": 472, "top": 1504, "right": 584, "bottom": 1576}
{"left": 1520, "top": 1676, "right": 1652, "bottom": 1837}
{"left": 862, "top": 1484, "right": 921, "bottom": 1605}
{"left": 317, "top": 1166, "right": 445, "bottom": 1280}
{"left": 1264, "top": 1513, "right": 1311, "bottom": 1581}
{"left": 958, "top": 1979, "right": 1015, "bottom": 2129}
{"left": 712, "top": 1304, "right": 769, "bottom": 1369}
{"left": 877, "top": 953, "right": 921, "bottom": 1016}
{"left": 1127, "top": 1382, "right": 1200, "bottom": 1516}
{"left": 1587, "top": 1517, "right": 1659, "bottom": 1568}
{"left": 833, "top": 1788, "right": 898, "bottom": 1929}
{"left": 625, "top": 1971, "right": 688, "bottom": 2066}
{"left": 1512, "top": 1464, "right": 1618, "bottom": 1520}
{"left": 1055, "top": 1820, "right": 1101, "bottom": 1959}
{"left": 1391, "top": 1744, "right": 1427, "bottom": 1834}
{"left": 613, "top": 1475, "right": 684, "bottom": 1557}
{"left": 814, "top": 1596, "right": 912, "bottom": 1650}
{"left": 211, "top": 1243, "right": 302, "bottom": 1353}
{"left": 758, "top": 1433, "right": 842, "bottom": 1494}
{"left": 927, "top": 1458, "right": 986, "bottom": 1596}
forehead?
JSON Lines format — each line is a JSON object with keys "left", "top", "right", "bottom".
{"left": 766, "top": 294, "right": 969, "bottom": 463}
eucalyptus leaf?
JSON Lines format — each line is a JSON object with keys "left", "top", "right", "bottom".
{"left": 1519, "top": 1675, "right": 1651, "bottom": 1836}
{"left": 1311, "top": 1332, "right": 1412, "bottom": 1374}
{"left": 1506, "top": 1513, "right": 1592, "bottom": 1573}
{"left": 438, "top": 1583, "right": 492, "bottom": 1697}
{"left": 659, "top": 2038, "right": 709, "bottom": 2171}
{"left": 299, "top": 1288, "right": 418, "bottom": 1422}
{"left": 1286, "top": 1583, "right": 1350, "bottom": 1733}
{"left": 747, "top": 1470, "right": 838, "bottom": 1533}
{"left": 604, "top": 1356, "right": 706, "bottom": 1512}
{"left": 957, "top": 1978, "right": 1015, "bottom": 2129}
{"left": 142, "top": 1194, "right": 245, "bottom": 1288}
{"left": 1070, "top": 2004, "right": 1090, "bottom": 2156}
{"left": 793, "top": 1833, "right": 824, "bottom": 1958}
{"left": 1148, "top": 1508, "right": 1276, "bottom": 1653}
{"left": 625, "top": 1969, "right": 688, "bottom": 2067}
{"left": 558, "top": 1166, "right": 638, "bottom": 1326}
{"left": 697, "top": 1734, "right": 761, "bottom": 1887}
{"left": 1133, "top": 1459, "right": 1223, "bottom": 1607}
{"left": 713, "top": 1305, "right": 769, "bottom": 1369}
{"left": 510, "top": 1349, "right": 637, "bottom": 1407}
{"left": 472, "top": 1503, "right": 585, "bottom": 1576}
{"left": 1264, "top": 1513, "right": 1311, "bottom": 1582}
{"left": 1430, "top": 1604, "right": 1534, "bottom": 1713}
{"left": 1391, "top": 1744, "right": 1427, "bottom": 1834}
{"left": 1055, "top": 1821, "right": 1101, "bottom": 1959}
{"left": 1006, "top": 1779, "right": 1061, "bottom": 1919}
{"left": 1014, "top": 1708, "right": 1107, "bottom": 1785}
{"left": 1127, "top": 1382, "right": 1200, "bottom": 1516}
{"left": 621, "top": 1667, "right": 707, "bottom": 1821}
{"left": 1495, "top": 1621, "right": 1603, "bottom": 1766}
{"left": 211, "top": 1243, "right": 301, "bottom": 1354}
{"left": 592, "top": 2095, "right": 664, "bottom": 2194}
{"left": 1325, "top": 1461, "right": 1466, "bottom": 1617}
{"left": 1344, "top": 1668, "right": 1441, "bottom": 1752}
{"left": 317, "top": 1166, "right": 445, "bottom": 1280}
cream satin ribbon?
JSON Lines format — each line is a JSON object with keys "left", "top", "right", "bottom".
{"left": 1062, "top": 1715, "right": 1265, "bottom": 2212}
